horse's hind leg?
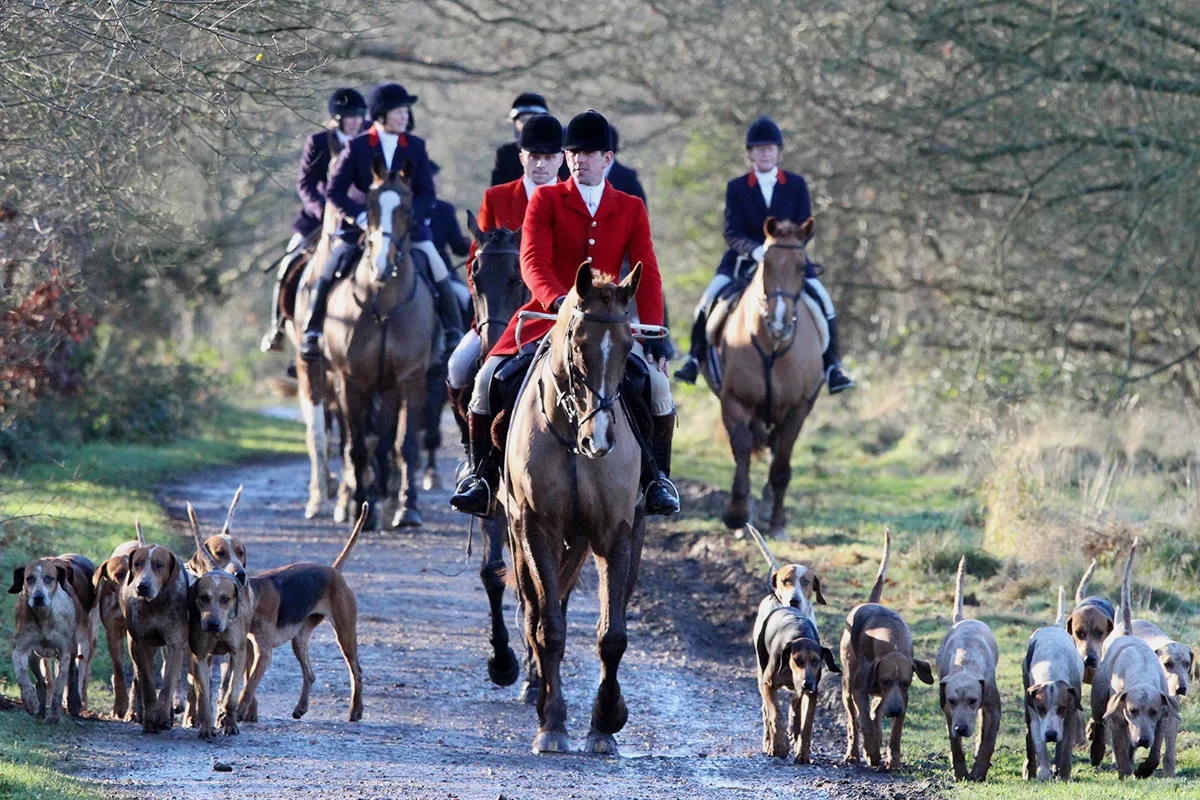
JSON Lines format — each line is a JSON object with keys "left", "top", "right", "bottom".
{"left": 392, "top": 377, "right": 426, "bottom": 528}
{"left": 482, "top": 510, "right": 518, "bottom": 686}
{"left": 340, "top": 383, "right": 376, "bottom": 530}
{"left": 585, "top": 525, "right": 635, "bottom": 755}
{"left": 422, "top": 357, "right": 448, "bottom": 491}
{"left": 765, "top": 403, "right": 811, "bottom": 538}
{"left": 373, "top": 389, "right": 400, "bottom": 527}
{"left": 721, "top": 399, "right": 756, "bottom": 530}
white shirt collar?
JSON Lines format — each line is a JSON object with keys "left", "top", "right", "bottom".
{"left": 375, "top": 123, "right": 400, "bottom": 168}
{"left": 335, "top": 129, "right": 352, "bottom": 146}
{"left": 523, "top": 175, "right": 557, "bottom": 199}
{"left": 754, "top": 166, "right": 779, "bottom": 185}
{"left": 576, "top": 179, "right": 605, "bottom": 217}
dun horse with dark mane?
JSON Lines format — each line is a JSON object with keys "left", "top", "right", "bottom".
{"left": 296, "top": 157, "right": 438, "bottom": 529}
{"left": 504, "top": 263, "right": 648, "bottom": 754}
{"left": 700, "top": 217, "right": 825, "bottom": 537}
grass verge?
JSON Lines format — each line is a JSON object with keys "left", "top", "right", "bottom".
{"left": 0, "top": 406, "right": 306, "bottom": 799}
{"left": 669, "top": 382, "right": 1200, "bottom": 799}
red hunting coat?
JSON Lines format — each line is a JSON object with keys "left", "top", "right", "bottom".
{"left": 491, "top": 177, "right": 664, "bottom": 356}
{"left": 466, "top": 178, "right": 530, "bottom": 293}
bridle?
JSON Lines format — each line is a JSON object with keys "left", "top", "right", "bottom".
{"left": 542, "top": 307, "right": 631, "bottom": 436}
{"left": 471, "top": 244, "right": 523, "bottom": 340}
{"left": 755, "top": 242, "right": 807, "bottom": 350}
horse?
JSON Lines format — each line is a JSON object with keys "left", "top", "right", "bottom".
{"left": 699, "top": 217, "right": 824, "bottom": 538}
{"left": 449, "top": 215, "right": 533, "bottom": 693}
{"left": 298, "top": 157, "right": 438, "bottom": 530}
{"left": 503, "top": 262, "right": 648, "bottom": 755}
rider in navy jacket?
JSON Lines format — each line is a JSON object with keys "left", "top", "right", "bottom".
{"left": 298, "top": 82, "right": 465, "bottom": 362}
{"left": 673, "top": 116, "right": 853, "bottom": 393}
{"left": 261, "top": 88, "right": 366, "bottom": 353}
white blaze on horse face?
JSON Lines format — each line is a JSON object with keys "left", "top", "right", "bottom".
{"left": 772, "top": 295, "right": 787, "bottom": 333}
{"left": 374, "top": 190, "right": 402, "bottom": 275}
{"left": 591, "top": 329, "right": 613, "bottom": 451}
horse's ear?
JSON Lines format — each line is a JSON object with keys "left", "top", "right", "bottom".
{"left": 618, "top": 262, "right": 642, "bottom": 306}
{"left": 513, "top": 225, "right": 522, "bottom": 242}
{"left": 399, "top": 158, "right": 414, "bottom": 183}
{"left": 763, "top": 216, "right": 778, "bottom": 239}
{"left": 800, "top": 216, "right": 814, "bottom": 242}
{"left": 371, "top": 155, "right": 388, "bottom": 185}
{"left": 466, "top": 210, "right": 483, "bottom": 241}
{"left": 574, "top": 261, "right": 594, "bottom": 301}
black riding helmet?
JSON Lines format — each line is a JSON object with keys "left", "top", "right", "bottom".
{"left": 745, "top": 116, "right": 784, "bottom": 148}
{"left": 370, "top": 83, "right": 419, "bottom": 122}
{"left": 518, "top": 114, "right": 563, "bottom": 154}
{"left": 510, "top": 92, "right": 549, "bottom": 120}
{"left": 328, "top": 88, "right": 367, "bottom": 120}
{"left": 563, "top": 110, "right": 612, "bottom": 153}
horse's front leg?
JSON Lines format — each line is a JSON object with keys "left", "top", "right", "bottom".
{"left": 481, "top": 510, "right": 518, "bottom": 686}
{"left": 518, "top": 512, "right": 570, "bottom": 754}
{"left": 585, "top": 524, "right": 634, "bottom": 755}
{"left": 340, "top": 383, "right": 376, "bottom": 530}
{"left": 721, "top": 398, "right": 755, "bottom": 530}
{"left": 422, "top": 357, "right": 448, "bottom": 491}
{"left": 766, "top": 402, "right": 812, "bottom": 538}
{"left": 298, "top": 364, "right": 331, "bottom": 520}
{"left": 392, "top": 377, "right": 427, "bottom": 528}
{"left": 372, "top": 389, "right": 400, "bottom": 528}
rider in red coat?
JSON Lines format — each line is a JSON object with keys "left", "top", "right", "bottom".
{"left": 451, "top": 110, "right": 678, "bottom": 518}
{"left": 446, "top": 114, "right": 564, "bottom": 393}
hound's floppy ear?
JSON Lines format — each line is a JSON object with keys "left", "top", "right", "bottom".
{"left": 8, "top": 567, "right": 24, "bottom": 594}
{"left": 371, "top": 155, "right": 388, "bottom": 185}
{"left": 763, "top": 216, "right": 779, "bottom": 239}
{"left": 166, "top": 551, "right": 180, "bottom": 587}
{"left": 1192, "top": 649, "right": 1199, "bottom": 681}
{"left": 799, "top": 215, "right": 815, "bottom": 242}
{"left": 769, "top": 568, "right": 781, "bottom": 594}
{"left": 574, "top": 261, "right": 594, "bottom": 301}
{"left": 466, "top": 210, "right": 483, "bottom": 241}
{"left": 1067, "top": 684, "right": 1083, "bottom": 712}
{"left": 913, "top": 658, "right": 935, "bottom": 685}
{"left": 56, "top": 565, "right": 70, "bottom": 593}
{"left": 862, "top": 659, "right": 877, "bottom": 691}
{"left": 1165, "top": 693, "right": 1181, "bottom": 720}
{"left": 938, "top": 679, "right": 947, "bottom": 708}
{"left": 821, "top": 646, "right": 841, "bottom": 674}
{"left": 125, "top": 553, "right": 136, "bottom": 585}
{"left": 1065, "top": 615, "right": 1075, "bottom": 636}
{"left": 813, "top": 575, "right": 827, "bottom": 605}
{"left": 1104, "top": 691, "right": 1126, "bottom": 719}
{"left": 618, "top": 262, "right": 642, "bottom": 306}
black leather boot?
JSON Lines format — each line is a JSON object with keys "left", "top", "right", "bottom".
{"left": 823, "top": 315, "right": 854, "bottom": 394}
{"left": 300, "top": 277, "right": 333, "bottom": 362}
{"left": 260, "top": 275, "right": 286, "bottom": 353}
{"left": 435, "top": 277, "right": 466, "bottom": 353}
{"left": 644, "top": 412, "right": 680, "bottom": 515}
{"left": 672, "top": 312, "right": 708, "bottom": 385}
{"left": 450, "top": 412, "right": 498, "bottom": 517}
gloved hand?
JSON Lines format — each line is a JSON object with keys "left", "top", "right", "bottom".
{"left": 642, "top": 336, "right": 669, "bottom": 364}
{"left": 354, "top": 211, "right": 368, "bottom": 229}
{"left": 751, "top": 244, "right": 766, "bottom": 263}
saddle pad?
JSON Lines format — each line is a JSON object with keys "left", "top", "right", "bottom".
{"left": 705, "top": 287, "right": 829, "bottom": 392}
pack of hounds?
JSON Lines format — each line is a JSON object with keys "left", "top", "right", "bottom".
{"left": 748, "top": 525, "right": 1194, "bottom": 781}
{"left": 8, "top": 490, "right": 1197, "bottom": 781}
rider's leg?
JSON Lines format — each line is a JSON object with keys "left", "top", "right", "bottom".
{"left": 446, "top": 329, "right": 482, "bottom": 450}
{"left": 803, "top": 276, "right": 854, "bottom": 394}
{"left": 300, "top": 240, "right": 355, "bottom": 361}
{"left": 261, "top": 233, "right": 308, "bottom": 353}
{"left": 414, "top": 239, "right": 466, "bottom": 352}
{"left": 673, "top": 273, "right": 733, "bottom": 385}
{"left": 449, "top": 353, "right": 506, "bottom": 516}
{"left": 637, "top": 342, "right": 681, "bottom": 515}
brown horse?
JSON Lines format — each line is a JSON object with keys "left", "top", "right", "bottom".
{"left": 298, "top": 158, "right": 438, "bottom": 529}
{"left": 452, "top": 215, "right": 533, "bottom": 691}
{"left": 503, "top": 263, "right": 647, "bottom": 755}
{"left": 700, "top": 217, "right": 824, "bottom": 538}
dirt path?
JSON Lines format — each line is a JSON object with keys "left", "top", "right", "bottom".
{"left": 67, "top": 421, "right": 928, "bottom": 800}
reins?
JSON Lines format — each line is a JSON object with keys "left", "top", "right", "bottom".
{"left": 747, "top": 241, "right": 806, "bottom": 424}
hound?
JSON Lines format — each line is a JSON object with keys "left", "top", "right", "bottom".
{"left": 9, "top": 555, "right": 96, "bottom": 722}
{"left": 745, "top": 524, "right": 826, "bottom": 623}
{"left": 186, "top": 504, "right": 255, "bottom": 739}
{"left": 1067, "top": 559, "right": 1114, "bottom": 684}
{"left": 120, "top": 537, "right": 189, "bottom": 733}
{"left": 935, "top": 557, "right": 1001, "bottom": 781}
{"left": 184, "top": 485, "right": 248, "bottom": 584}
{"left": 1128, "top": 618, "right": 1193, "bottom": 776}
{"left": 840, "top": 528, "right": 935, "bottom": 770}
{"left": 1022, "top": 586, "right": 1084, "bottom": 781}
{"left": 92, "top": 520, "right": 149, "bottom": 719}
{"left": 238, "top": 506, "right": 366, "bottom": 723}
{"left": 1089, "top": 540, "right": 1180, "bottom": 779}
{"left": 753, "top": 596, "right": 839, "bottom": 763}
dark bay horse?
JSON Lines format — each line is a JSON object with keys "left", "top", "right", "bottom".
{"left": 299, "top": 158, "right": 438, "bottom": 529}
{"left": 700, "top": 217, "right": 824, "bottom": 537}
{"left": 503, "top": 263, "right": 647, "bottom": 755}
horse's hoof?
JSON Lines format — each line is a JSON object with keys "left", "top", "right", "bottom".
{"left": 583, "top": 731, "right": 619, "bottom": 756}
{"left": 333, "top": 503, "right": 348, "bottom": 524}
{"left": 362, "top": 506, "right": 379, "bottom": 531}
{"left": 721, "top": 505, "right": 749, "bottom": 530}
{"left": 532, "top": 730, "right": 572, "bottom": 754}
{"left": 487, "top": 648, "right": 520, "bottom": 687}
{"left": 305, "top": 499, "right": 326, "bottom": 519}
{"left": 392, "top": 507, "right": 423, "bottom": 528}
{"left": 518, "top": 679, "right": 540, "bottom": 706}
{"left": 422, "top": 466, "right": 442, "bottom": 492}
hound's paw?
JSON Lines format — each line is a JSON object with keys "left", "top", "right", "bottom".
{"left": 583, "top": 731, "right": 619, "bottom": 756}
{"left": 532, "top": 730, "right": 572, "bottom": 754}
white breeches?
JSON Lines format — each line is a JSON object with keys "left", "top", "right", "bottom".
{"left": 413, "top": 239, "right": 449, "bottom": 282}
{"left": 694, "top": 274, "right": 733, "bottom": 317}
{"left": 447, "top": 329, "right": 482, "bottom": 391}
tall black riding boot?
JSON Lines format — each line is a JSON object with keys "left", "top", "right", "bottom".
{"left": 672, "top": 312, "right": 708, "bottom": 385}
{"left": 300, "top": 277, "right": 333, "bottom": 362}
{"left": 260, "top": 275, "right": 286, "bottom": 353}
{"left": 435, "top": 277, "right": 466, "bottom": 353}
{"left": 450, "top": 412, "right": 498, "bottom": 517}
{"left": 823, "top": 315, "right": 854, "bottom": 394}
{"left": 644, "top": 411, "right": 680, "bottom": 515}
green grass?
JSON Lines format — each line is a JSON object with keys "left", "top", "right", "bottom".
{"left": 670, "top": 387, "right": 1200, "bottom": 798}
{"left": 0, "top": 406, "right": 306, "bottom": 799}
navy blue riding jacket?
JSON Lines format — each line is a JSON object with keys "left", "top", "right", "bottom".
{"left": 327, "top": 126, "right": 437, "bottom": 244}
{"left": 719, "top": 170, "right": 814, "bottom": 278}
{"left": 292, "top": 130, "right": 343, "bottom": 236}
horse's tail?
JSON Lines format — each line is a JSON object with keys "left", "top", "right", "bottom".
{"left": 868, "top": 526, "right": 891, "bottom": 604}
